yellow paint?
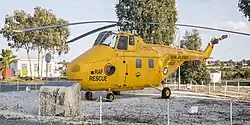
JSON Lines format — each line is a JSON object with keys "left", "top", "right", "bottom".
{"left": 66, "top": 31, "right": 228, "bottom": 92}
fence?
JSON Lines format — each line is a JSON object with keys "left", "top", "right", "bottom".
{"left": 0, "top": 82, "right": 42, "bottom": 92}
{"left": 169, "top": 81, "right": 250, "bottom": 99}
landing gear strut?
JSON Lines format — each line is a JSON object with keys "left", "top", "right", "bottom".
{"left": 85, "top": 91, "right": 93, "bottom": 100}
{"left": 161, "top": 87, "right": 171, "bottom": 99}
{"left": 149, "top": 83, "right": 171, "bottom": 99}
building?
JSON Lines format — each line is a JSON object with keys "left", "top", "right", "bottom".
{"left": 11, "top": 58, "right": 61, "bottom": 78}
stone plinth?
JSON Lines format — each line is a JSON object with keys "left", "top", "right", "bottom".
{"left": 39, "top": 81, "right": 81, "bottom": 117}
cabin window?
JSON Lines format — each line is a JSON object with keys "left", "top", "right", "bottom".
{"left": 148, "top": 59, "right": 154, "bottom": 68}
{"left": 117, "top": 36, "right": 128, "bottom": 50}
{"left": 136, "top": 59, "right": 142, "bottom": 68}
{"left": 129, "top": 35, "right": 134, "bottom": 45}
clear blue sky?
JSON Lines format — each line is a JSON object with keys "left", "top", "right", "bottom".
{"left": 0, "top": 0, "right": 250, "bottom": 61}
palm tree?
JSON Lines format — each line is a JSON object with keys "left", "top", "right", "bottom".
{"left": 0, "top": 49, "right": 18, "bottom": 80}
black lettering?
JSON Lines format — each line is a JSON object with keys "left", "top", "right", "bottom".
{"left": 170, "top": 55, "right": 189, "bottom": 60}
{"left": 89, "top": 76, "right": 93, "bottom": 81}
{"left": 97, "top": 76, "right": 100, "bottom": 81}
{"left": 104, "top": 76, "right": 107, "bottom": 81}
{"left": 98, "top": 76, "right": 107, "bottom": 81}
{"left": 170, "top": 56, "right": 176, "bottom": 59}
{"left": 168, "top": 62, "right": 175, "bottom": 65}
{"left": 94, "top": 69, "right": 103, "bottom": 74}
{"left": 89, "top": 76, "right": 108, "bottom": 81}
{"left": 181, "top": 56, "right": 188, "bottom": 59}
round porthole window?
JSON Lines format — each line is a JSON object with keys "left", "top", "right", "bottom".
{"left": 104, "top": 63, "right": 116, "bottom": 76}
{"left": 163, "top": 67, "right": 168, "bottom": 75}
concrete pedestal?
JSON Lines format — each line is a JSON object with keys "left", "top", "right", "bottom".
{"left": 39, "top": 81, "right": 81, "bottom": 117}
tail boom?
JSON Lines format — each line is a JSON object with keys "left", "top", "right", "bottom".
{"left": 204, "top": 34, "right": 230, "bottom": 59}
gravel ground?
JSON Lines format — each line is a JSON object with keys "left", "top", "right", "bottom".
{"left": 0, "top": 119, "right": 64, "bottom": 125}
{"left": 0, "top": 88, "right": 250, "bottom": 125}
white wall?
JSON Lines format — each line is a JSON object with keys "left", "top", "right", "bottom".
{"left": 12, "top": 58, "right": 61, "bottom": 77}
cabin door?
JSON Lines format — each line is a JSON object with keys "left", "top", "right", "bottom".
{"left": 115, "top": 52, "right": 127, "bottom": 88}
{"left": 114, "top": 35, "right": 129, "bottom": 88}
{"left": 144, "top": 58, "right": 161, "bottom": 86}
{"left": 124, "top": 56, "right": 145, "bottom": 88}
{"left": 116, "top": 34, "right": 145, "bottom": 89}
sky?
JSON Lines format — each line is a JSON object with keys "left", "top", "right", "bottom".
{"left": 0, "top": 0, "right": 250, "bottom": 62}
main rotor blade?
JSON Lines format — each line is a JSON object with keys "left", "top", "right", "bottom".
{"left": 67, "top": 24, "right": 118, "bottom": 43}
{"left": 13, "top": 21, "right": 118, "bottom": 32}
{"left": 175, "top": 23, "right": 250, "bottom": 36}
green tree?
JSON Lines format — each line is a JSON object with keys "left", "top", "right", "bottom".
{"left": 58, "top": 60, "right": 69, "bottom": 77}
{"left": 115, "top": 0, "right": 177, "bottom": 45}
{"left": 238, "top": 0, "right": 250, "bottom": 21}
{"left": 0, "top": 49, "right": 18, "bottom": 80}
{"left": 0, "top": 10, "right": 35, "bottom": 78}
{"left": 0, "top": 7, "right": 70, "bottom": 78}
{"left": 246, "top": 60, "right": 250, "bottom": 66}
{"left": 178, "top": 29, "right": 211, "bottom": 85}
{"left": 244, "top": 68, "right": 250, "bottom": 79}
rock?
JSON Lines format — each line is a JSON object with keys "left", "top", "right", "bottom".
{"left": 39, "top": 81, "right": 81, "bottom": 117}
{"left": 189, "top": 106, "right": 198, "bottom": 114}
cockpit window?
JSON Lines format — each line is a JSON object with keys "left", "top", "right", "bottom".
{"left": 101, "top": 34, "right": 117, "bottom": 48}
{"left": 117, "top": 36, "right": 128, "bottom": 50}
{"left": 93, "top": 31, "right": 117, "bottom": 48}
{"left": 93, "top": 32, "right": 108, "bottom": 46}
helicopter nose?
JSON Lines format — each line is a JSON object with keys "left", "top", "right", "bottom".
{"left": 66, "top": 63, "right": 89, "bottom": 81}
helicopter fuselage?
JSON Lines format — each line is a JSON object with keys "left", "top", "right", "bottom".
{"left": 66, "top": 31, "right": 217, "bottom": 92}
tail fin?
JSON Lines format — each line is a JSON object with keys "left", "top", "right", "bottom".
{"left": 204, "top": 34, "right": 230, "bottom": 59}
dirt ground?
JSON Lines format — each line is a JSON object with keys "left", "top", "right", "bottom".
{"left": 0, "top": 88, "right": 250, "bottom": 125}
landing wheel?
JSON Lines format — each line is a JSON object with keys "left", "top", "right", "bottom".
{"left": 112, "top": 91, "right": 120, "bottom": 95}
{"left": 161, "top": 87, "right": 171, "bottom": 99}
{"left": 85, "top": 91, "right": 93, "bottom": 100}
{"left": 106, "top": 93, "right": 115, "bottom": 102}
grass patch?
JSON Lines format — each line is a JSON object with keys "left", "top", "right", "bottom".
{"left": 0, "top": 77, "right": 44, "bottom": 84}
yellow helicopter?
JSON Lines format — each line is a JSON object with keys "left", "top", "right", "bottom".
{"left": 14, "top": 20, "right": 250, "bottom": 102}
